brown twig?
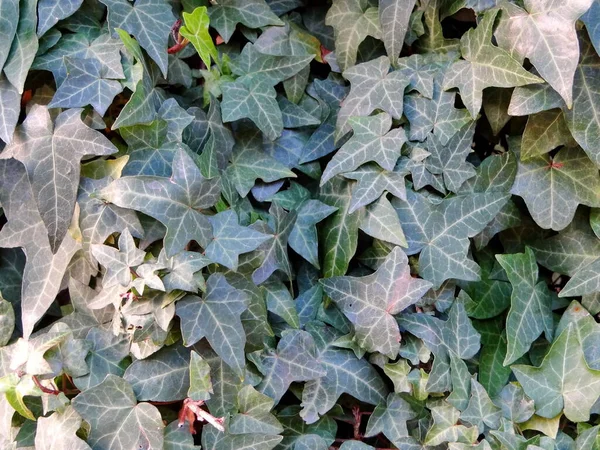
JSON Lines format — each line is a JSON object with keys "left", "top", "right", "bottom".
{"left": 167, "top": 19, "right": 190, "bottom": 54}
{"left": 33, "top": 376, "right": 60, "bottom": 395}
{"left": 178, "top": 398, "right": 225, "bottom": 434}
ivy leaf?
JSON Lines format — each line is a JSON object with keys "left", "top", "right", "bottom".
{"left": 251, "top": 204, "right": 297, "bottom": 284}
{"left": 72, "top": 328, "right": 129, "bottom": 391}
{"left": 231, "top": 43, "right": 314, "bottom": 85}
{"left": 343, "top": 163, "right": 408, "bottom": 213}
{"left": 319, "top": 177, "right": 361, "bottom": 278}
{"left": 494, "top": 0, "right": 593, "bottom": 107}
{"left": 180, "top": 7, "right": 218, "bottom": 70}
{"left": 513, "top": 324, "right": 600, "bottom": 422}
{"left": 288, "top": 200, "right": 337, "bottom": 269}
{"left": 521, "top": 110, "right": 574, "bottom": 160}
{"left": 224, "top": 128, "right": 296, "bottom": 198}
{"left": 322, "top": 113, "right": 406, "bottom": 185}
{"left": 320, "top": 247, "right": 432, "bottom": 358}
{"left": 78, "top": 177, "right": 144, "bottom": 264}
{"left": 221, "top": 76, "right": 283, "bottom": 140}
{"left": 300, "top": 322, "right": 389, "bottom": 423}
{"left": 392, "top": 188, "right": 510, "bottom": 288}
{"left": 496, "top": 247, "right": 554, "bottom": 365}
{"left": 208, "top": 0, "right": 283, "bottom": 44}
{"left": 0, "top": 159, "right": 79, "bottom": 338}
{"left": 72, "top": 375, "right": 164, "bottom": 450}
{"left": 229, "top": 385, "right": 283, "bottom": 435}
{"left": 0, "top": 0, "right": 18, "bottom": 72}
{"left": 443, "top": 9, "right": 543, "bottom": 118}
{"left": 37, "top": 0, "right": 83, "bottom": 37}
{"left": 424, "top": 121, "right": 477, "bottom": 193}
{"left": 34, "top": 405, "right": 90, "bottom": 450}
{"left": 325, "top": 0, "right": 381, "bottom": 71}
{"left": 511, "top": 147, "right": 600, "bottom": 231}
{"left": 4, "top": 0, "right": 38, "bottom": 94}
{"left": 176, "top": 273, "right": 249, "bottom": 375}
{"left": 252, "top": 329, "right": 326, "bottom": 404}
{"left": 336, "top": 56, "right": 409, "bottom": 139}
{"left": 100, "top": 0, "right": 175, "bottom": 77}
{"left": 0, "top": 76, "right": 20, "bottom": 144}
{"left": 364, "top": 394, "right": 417, "bottom": 446}
{"left": 188, "top": 350, "right": 212, "bottom": 401}
{"left": 3, "top": 105, "right": 116, "bottom": 252}
{"left": 425, "top": 403, "right": 479, "bottom": 446}
{"left": 564, "top": 33, "right": 600, "bottom": 166}
{"left": 101, "top": 149, "right": 221, "bottom": 256}
{"left": 461, "top": 378, "right": 502, "bottom": 431}
{"left": 359, "top": 195, "right": 407, "bottom": 247}
{"left": 379, "top": 0, "right": 416, "bottom": 67}
{"left": 124, "top": 344, "right": 190, "bottom": 402}
{"left": 205, "top": 210, "right": 271, "bottom": 270}
{"left": 202, "top": 427, "right": 282, "bottom": 450}
{"left": 48, "top": 57, "right": 123, "bottom": 116}
{"left": 404, "top": 77, "right": 473, "bottom": 144}
{"left": 91, "top": 229, "right": 145, "bottom": 288}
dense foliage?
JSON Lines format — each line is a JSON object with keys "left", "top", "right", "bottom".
{"left": 3, "top": 0, "right": 600, "bottom": 448}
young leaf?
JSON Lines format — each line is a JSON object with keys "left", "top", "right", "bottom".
{"left": 180, "top": 7, "right": 219, "bottom": 70}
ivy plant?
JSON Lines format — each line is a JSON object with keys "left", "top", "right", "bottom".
{"left": 2, "top": 0, "right": 600, "bottom": 449}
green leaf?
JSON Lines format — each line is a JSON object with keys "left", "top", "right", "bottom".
{"left": 424, "top": 121, "right": 477, "bottom": 192}
{"left": 325, "top": 0, "right": 381, "bottom": 72}
{"left": 460, "top": 378, "right": 502, "bottom": 431}
{"left": 496, "top": 383, "right": 535, "bottom": 423}
{"left": 262, "top": 280, "right": 299, "bottom": 328}
{"left": 320, "top": 247, "right": 432, "bottom": 358}
{"left": 188, "top": 350, "right": 212, "bottom": 401}
{"left": 425, "top": 402, "right": 479, "bottom": 446}
{"left": 91, "top": 229, "right": 145, "bottom": 288}
{"left": 202, "top": 427, "right": 282, "bottom": 450}
{"left": 0, "top": 0, "right": 18, "bottom": 72}
{"left": 364, "top": 393, "right": 417, "bottom": 446}
{"left": 176, "top": 273, "right": 249, "bottom": 375}
{"left": 73, "top": 328, "right": 129, "bottom": 391}
{"left": 0, "top": 296, "right": 14, "bottom": 346}
{"left": 564, "top": 33, "right": 600, "bottom": 166}
{"left": 180, "top": 7, "right": 218, "bottom": 70}
{"left": 4, "top": 105, "right": 116, "bottom": 252}
{"left": 322, "top": 113, "right": 406, "bottom": 185}
{"left": 72, "top": 375, "right": 164, "bottom": 450}
{"left": 208, "top": 0, "right": 283, "bottom": 44}
{"left": 496, "top": 247, "right": 554, "bottom": 365}
{"left": 34, "top": 405, "right": 90, "bottom": 450}
{"left": 404, "top": 77, "right": 473, "bottom": 144}
{"left": 252, "top": 329, "right": 326, "bottom": 404}
{"left": 300, "top": 322, "right": 389, "bottom": 423}
{"left": 100, "top": 0, "right": 175, "bottom": 77}
{"left": 494, "top": 0, "right": 593, "bottom": 107}
{"left": 513, "top": 323, "right": 600, "bottom": 422}
{"left": 343, "top": 163, "right": 407, "bottom": 214}
{"left": 221, "top": 76, "right": 283, "bottom": 140}
{"left": 359, "top": 195, "right": 407, "bottom": 247}
{"left": 124, "top": 344, "right": 190, "bottom": 402}
{"left": 379, "top": 0, "right": 416, "bottom": 67}
{"left": 521, "top": 110, "right": 574, "bottom": 160}
{"left": 0, "top": 159, "right": 80, "bottom": 338}
{"left": 231, "top": 43, "right": 314, "bottom": 85}
{"left": 251, "top": 204, "right": 296, "bottom": 284}
{"left": 288, "top": 199, "right": 337, "bottom": 269}
{"left": 205, "top": 210, "right": 272, "bottom": 270}
{"left": 229, "top": 385, "right": 283, "bottom": 435}
{"left": 224, "top": 128, "right": 296, "bottom": 198}
{"left": 443, "top": 9, "right": 543, "bottom": 118}
{"left": 336, "top": 56, "right": 409, "bottom": 139}
{"left": 4, "top": 0, "right": 38, "bottom": 94}
{"left": 101, "top": 149, "right": 221, "bottom": 256}
{"left": 511, "top": 147, "right": 600, "bottom": 231}
{"left": 393, "top": 188, "right": 510, "bottom": 288}
{"left": 48, "top": 57, "right": 123, "bottom": 116}
{"left": 0, "top": 77, "right": 20, "bottom": 144}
